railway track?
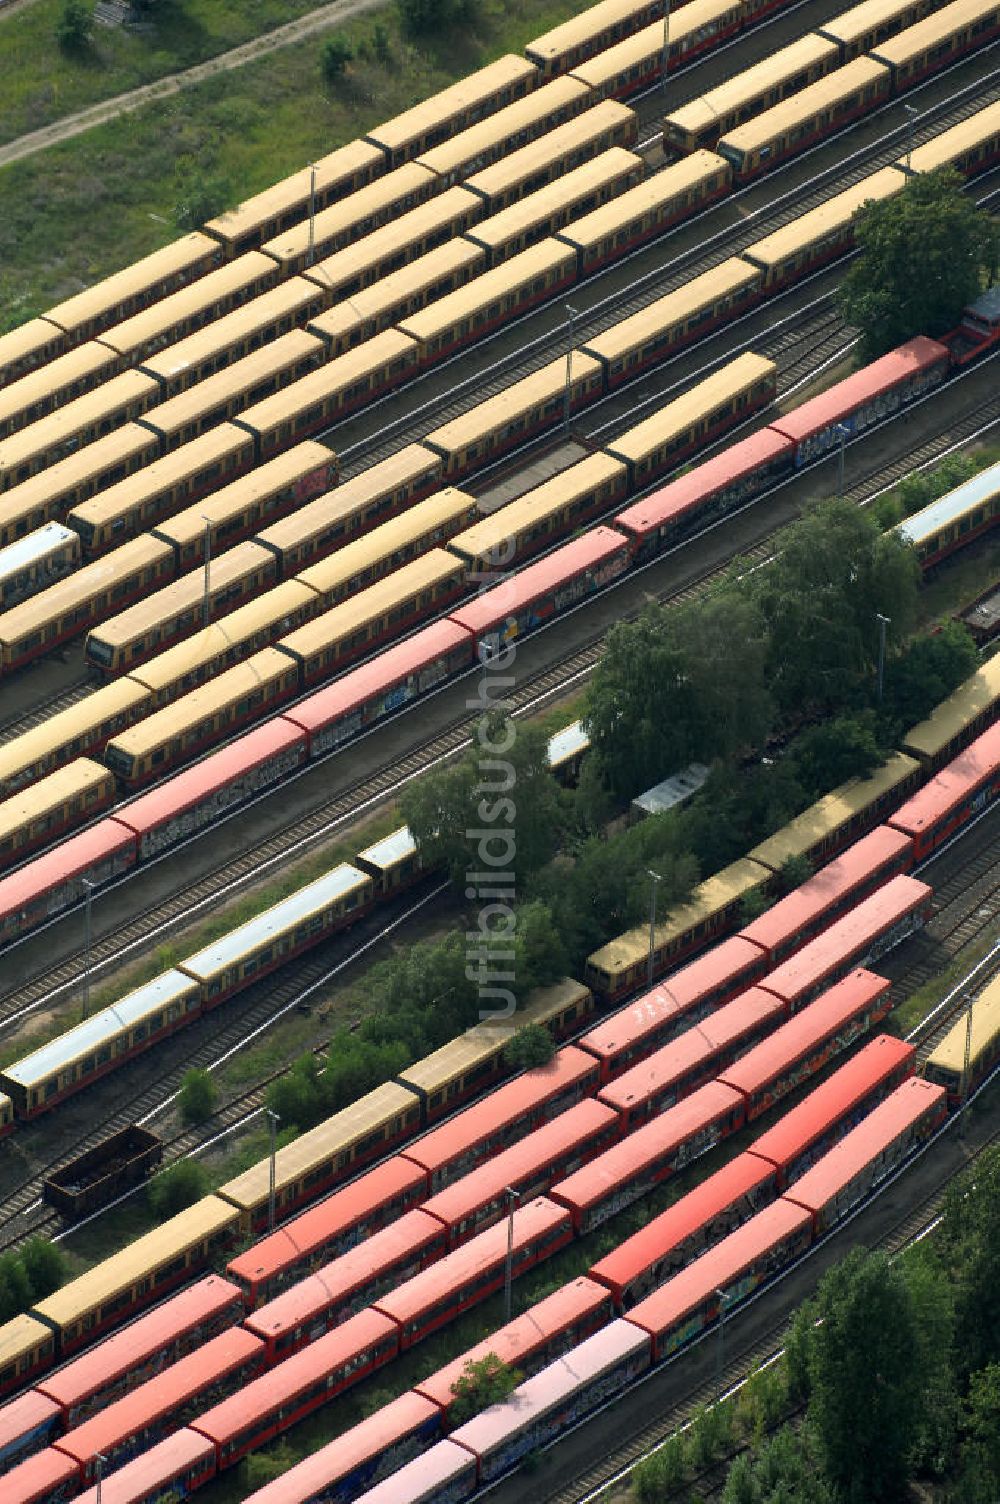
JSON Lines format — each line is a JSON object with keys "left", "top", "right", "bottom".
{"left": 0, "top": 678, "right": 93, "bottom": 748}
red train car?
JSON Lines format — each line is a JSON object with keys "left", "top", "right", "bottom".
{"left": 413, "top": 1277, "right": 614, "bottom": 1419}
{"left": 589, "top": 1150, "right": 778, "bottom": 1310}
{"left": 281, "top": 618, "right": 475, "bottom": 759}
{"left": 73, "top": 1429, "right": 215, "bottom": 1504}
{"left": 717, "top": 969, "right": 892, "bottom": 1120}
{"left": 237, "top": 1392, "right": 443, "bottom": 1504}
{"left": 191, "top": 1310, "right": 398, "bottom": 1469}
{"left": 4, "top": 1447, "right": 78, "bottom": 1504}
{"left": 113, "top": 719, "right": 308, "bottom": 863}
{"left": 372, "top": 1198, "right": 572, "bottom": 1349}
{"left": 755, "top": 874, "right": 932, "bottom": 1012}
{"left": 626, "top": 1199, "right": 812, "bottom": 1360}
{"left": 0, "top": 819, "right": 136, "bottom": 946}
{"left": 227, "top": 1156, "right": 427, "bottom": 1310}
{"left": 345, "top": 1440, "right": 476, "bottom": 1504}
{"left": 35, "top": 1275, "right": 243, "bottom": 1429}
{"left": 421, "top": 1099, "right": 620, "bottom": 1248}
{"left": 747, "top": 1033, "right": 916, "bottom": 1189}
{"left": 245, "top": 1210, "right": 446, "bottom": 1363}
{"left": 52, "top": 1328, "right": 263, "bottom": 1483}
{"left": 888, "top": 721, "right": 1000, "bottom": 860}
{"left": 738, "top": 824, "right": 915, "bottom": 965}
{"left": 448, "top": 526, "right": 630, "bottom": 663}
{"left": 551, "top": 1081, "right": 745, "bottom": 1234}
{"left": 597, "top": 989, "right": 784, "bottom": 1129}
{"left": 400, "top": 1044, "right": 601, "bottom": 1193}
{"left": 577, "top": 935, "right": 768, "bottom": 1082}
{"left": 783, "top": 1076, "right": 947, "bottom": 1233}
{"left": 0, "top": 1390, "right": 61, "bottom": 1473}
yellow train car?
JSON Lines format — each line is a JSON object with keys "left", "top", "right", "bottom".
{"left": 568, "top": 0, "right": 745, "bottom": 100}
{"left": 664, "top": 33, "right": 839, "bottom": 154}
{"left": 465, "top": 148, "right": 643, "bottom": 264}
{"left": 278, "top": 548, "right": 468, "bottom": 685}
{"left": 0, "top": 1314, "right": 57, "bottom": 1396}
{"left": 0, "top": 535, "right": 175, "bottom": 673}
{"left": 356, "top": 824, "right": 423, "bottom": 895}
{"left": 585, "top": 858, "right": 771, "bottom": 1000}
{"left": 416, "top": 76, "right": 595, "bottom": 186}
{"left": 0, "top": 758, "right": 116, "bottom": 868}
{"left": 464, "top": 101, "right": 638, "bottom": 212}
{"left": 261, "top": 163, "right": 442, "bottom": 277}
{"left": 301, "top": 188, "right": 485, "bottom": 307}
{"left": 83, "top": 540, "right": 280, "bottom": 677}
{"left": 65, "top": 425, "right": 256, "bottom": 554}
{"left": 923, "top": 972, "right": 1000, "bottom": 1102}
{"left": 44, "top": 233, "right": 224, "bottom": 346}
{"left": 527, "top": 0, "right": 666, "bottom": 77}
{"left": 364, "top": 55, "right": 538, "bottom": 168}
{"left": 95, "top": 253, "right": 280, "bottom": 367}
{"left": 741, "top": 166, "right": 904, "bottom": 290}
{"left": 900, "top": 652, "right": 1000, "bottom": 769}
{"left": 817, "top": 0, "right": 939, "bottom": 59}
{"left": 0, "top": 343, "right": 124, "bottom": 440}
{"left": 138, "top": 277, "right": 328, "bottom": 397}
{"left": 0, "top": 318, "right": 67, "bottom": 390}
{"left": 151, "top": 441, "right": 337, "bottom": 568}
{"left": 234, "top": 330, "right": 420, "bottom": 463}
{"left": 869, "top": 0, "right": 1000, "bottom": 89}
{"left": 307, "top": 241, "right": 485, "bottom": 359}
{"left": 555, "top": 150, "right": 732, "bottom": 273}
{"left": 605, "top": 351, "right": 777, "bottom": 486}
{"left": 256, "top": 443, "right": 444, "bottom": 574}
{"left": 32, "top": 1197, "right": 239, "bottom": 1354}
{"left": 424, "top": 351, "right": 604, "bottom": 478}
{"left": 447, "top": 453, "right": 627, "bottom": 575}
{"left": 0, "top": 679, "right": 149, "bottom": 798}
{"left": 204, "top": 140, "right": 387, "bottom": 258}
{"left": 897, "top": 97, "right": 1000, "bottom": 176}
{"left": 135, "top": 329, "right": 325, "bottom": 454}
{"left": 398, "top": 240, "right": 580, "bottom": 363}
{"left": 218, "top": 1081, "right": 423, "bottom": 1233}
{"left": 716, "top": 57, "right": 891, "bottom": 178}
{"left": 297, "top": 488, "right": 478, "bottom": 608}
{"left": 106, "top": 647, "right": 299, "bottom": 783}
{"left": 0, "top": 424, "right": 160, "bottom": 548}
{"left": 0, "top": 371, "right": 160, "bottom": 491}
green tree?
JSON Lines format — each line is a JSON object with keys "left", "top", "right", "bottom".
{"left": 808, "top": 1248, "right": 921, "bottom": 1502}
{"left": 372, "top": 22, "right": 392, "bottom": 63}
{"left": 505, "top": 1022, "right": 555, "bottom": 1070}
{"left": 936, "top": 1145, "right": 1000, "bottom": 1381}
{"left": 147, "top": 1160, "right": 208, "bottom": 1220}
{"left": 956, "top": 1363, "right": 1000, "bottom": 1503}
{"left": 790, "top": 714, "right": 884, "bottom": 800}
{"left": 321, "top": 35, "right": 353, "bottom": 82}
{"left": 449, "top": 1354, "right": 522, "bottom": 1424}
{"left": 399, "top": 0, "right": 474, "bottom": 32}
{"left": 57, "top": 0, "right": 93, "bottom": 51}
{"left": 899, "top": 1242, "right": 958, "bottom": 1477}
{"left": 178, "top": 1068, "right": 216, "bottom": 1126}
{"left": 634, "top": 1432, "right": 686, "bottom": 1500}
{"left": 20, "top": 1239, "right": 65, "bottom": 1301}
{"left": 267, "top": 1051, "right": 324, "bottom": 1131}
{"left": 0, "top": 1251, "right": 33, "bottom": 1322}
{"left": 883, "top": 620, "right": 978, "bottom": 729}
{"left": 839, "top": 170, "right": 998, "bottom": 359}
{"left": 173, "top": 167, "right": 231, "bottom": 232}
{"left": 779, "top": 853, "right": 813, "bottom": 895}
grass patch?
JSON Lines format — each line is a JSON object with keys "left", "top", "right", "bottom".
{"left": 894, "top": 927, "right": 1000, "bottom": 1037}
{"left": 0, "top": 0, "right": 585, "bottom": 319}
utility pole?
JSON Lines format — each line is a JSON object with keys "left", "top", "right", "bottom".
{"left": 715, "top": 1288, "right": 728, "bottom": 1401}
{"left": 875, "top": 612, "right": 890, "bottom": 703}
{"left": 202, "top": 515, "right": 212, "bottom": 628}
{"left": 81, "top": 878, "right": 95, "bottom": 1021}
{"left": 960, "top": 989, "right": 976, "bottom": 1136}
{"left": 307, "top": 163, "right": 318, "bottom": 267}
{"left": 564, "top": 304, "right": 577, "bottom": 434}
{"left": 834, "top": 422, "right": 850, "bottom": 502}
{"left": 503, "top": 1186, "right": 520, "bottom": 1323}
{"left": 647, "top": 870, "right": 662, "bottom": 988}
{"left": 903, "top": 103, "right": 918, "bottom": 172}
{"left": 95, "top": 1452, "right": 108, "bottom": 1504}
{"left": 267, "top": 1109, "right": 280, "bottom": 1233}
{"left": 660, "top": 0, "right": 671, "bottom": 103}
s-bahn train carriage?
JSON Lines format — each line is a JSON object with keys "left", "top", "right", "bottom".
{"left": 0, "top": 371, "right": 160, "bottom": 493}
{"left": 740, "top": 167, "right": 904, "bottom": 291}
{"left": 416, "top": 76, "right": 593, "bottom": 187}
{"left": 900, "top": 651, "right": 1000, "bottom": 770}
{"left": 895, "top": 458, "right": 1000, "bottom": 571}
{"left": 364, "top": 54, "right": 538, "bottom": 169}
{"left": 356, "top": 824, "right": 423, "bottom": 896}
{"left": 888, "top": 721, "right": 1000, "bottom": 860}
{"left": 0, "top": 759, "right": 115, "bottom": 872}
{"left": 0, "top": 317, "right": 67, "bottom": 390}
{"left": 0, "top": 523, "right": 80, "bottom": 611}
{"left": 526, "top": 0, "right": 666, "bottom": 77}
{"left": 0, "top": 345, "right": 122, "bottom": 441}
{"left": 922, "top": 972, "right": 1000, "bottom": 1104}
{"left": 44, "top": 233, "right": 223, "bottom": 346}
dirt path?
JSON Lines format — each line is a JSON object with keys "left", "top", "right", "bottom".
{"left": 0, "top": 0, "right": 387, "bottom": 171}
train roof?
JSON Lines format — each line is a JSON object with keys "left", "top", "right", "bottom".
{"left": 309, "top": 235, "right": 484, "bottom": 347}
{"left": 139, "top": 329, "right": 322, "bottom": 441}
{"left": 465, "top": 149, "right": 640, "bottom": 251}
{"left": 414, "top": 1277, "right": 612, "bottom": 1409}
{"left": 417, "top": 76, "right": 591, "bottom": 178}
{"left": 295, "top": 492, "right": 474, "bottom": 600}
{"left": 0, "top": 1388, "right": 60, "bottom": 1451}
{"left": 139, "top": 278, "right": 325, "bottom": 387}
{"left": 583, "top": 260, "right": 759, "bottom": 365}
{"left": 901, "top": 98, "right": 1000, "bottom": 173}
{"left": 465, "top": 101, "right": 635, "bottom": 199}
{"left": 557, "top": 150, "right": 727, "bottom": 251}
{"left": 34, "top": 1197, "right": 238, "bottom": 1328}
{"left": 357, "top": 823, "right": 418, "bottom": 871}
{"left": 67, "top": 424, "right": 254, "bottom": 529}
{"left": 924, "top": 971, "right": 1000, "bottom": 1075}
{"left": 571, "top": 0, "right": 746, "bottom": 86}
{"left": 301, "top": 191, "right": 481, "bottom": 299}
{"left": 741, "top": 167, "right": 904, "bottom": 270}
{"left": 0, "top": 818, "right": 135, "bottom": 922}
{"left": 256, "top": 443, "right": 438, "bottom": 550}
{"left": 398, "top": 1024, "right": 517, "bottom": 1096}
{"left": 614, "top": 428, "right": 791, "bottom": 537}
{"left": 226, "top": 1155, "right": 425, "bottom": 1289}
{"left": 747, "top": 752, "right": 920, "bottom": 870}
{"left": 784, "top": 1077, "right": 945, "bottom": 1210}
{"left": 193, "top": 1309, "right": 398, "bottom": 1441}
{"left": 552, "top": 1081, "right": 743, "bottom": 1213}
{"left": 818, "top": 0, "right": 939, "bottom": 44}
{"left": 897, "top": 459, "right": 1000, "bottom": 547}
{"left": 589, "top": 1151, "right": 776, "bottom": 1295}
{"left": 626, "top": 1199, "right": 812, "bottom": 1336}
{"left": 587, "top": 864, "right": 768, "bottom": 976}
{"left": 0, "top": 680, "right": 148, "bottom": 792}
{"left": 152, "top": 440, "right": 334, "bottom": 548}
{"left": 97, "top": 252, "right": 276, "bottom": 359}
{"left": 36, "top": 1275, "right": 241, "bottom": 1408}
{"left": 74, "top": 1429, "right": 216, "bottom": 1504}
{"left": 0, "top": 344, "right": 120, "bottom": 430}
{"left": 261, "top": 162, "right": 437, "bottom": 266}
{"left": 2, "top": 1446, "right": 78, "bottom": 1500}
{"left": 1, "top": 968, "right": 198, "bottom": 1090}
{"left": 372, "top": 1198, "right": 570, "bottom": 1327}
{"left": 449, "top": 525, "right": 628, "bottom": 634}
{"left": 107, "top": 647, "right": 293, "bottom": 758}
{"left": 748, "top": 1033, "right": 915, "bottom": 1173}
{"left": 768, "top": 336, "right": 947, "bottom": 445}
{"left": 0, "top": 534, "right": 173, "bottom": 643}
{"left": 448, "top": 454, "right": 624, "bottom": 562}
{"left": 0, "top": 317, "right": 64, "bottom": 374}
{"left": 0, "top": 757, "right": 108, "bottom": 846}
{"left": 203, "top": 139, "right": 385, "bottom": 247}
{"left": 401, "top": 1044, "right": 599, "bottom": 1175}
{"left": 346, "top": 1440, "right": 476, "bottom": 1503}
{"left": 45, "top": 233, "right": 218, "bottom": 338}
{"left": 235, "top": 1393, "right": 442, "bottom": 1504}
{"left": 0, "top": 521, "right": 77, "bottom": 580}
{"left": 0, "top": 424, "right": 156, "bottom": 531}
{"left": 740, "top": 825, "right": 914, "bottom": 951}
{"left": 527, "top": 0, "right": 662, "bottom": 64}
{"left": 365, "top": 54, "right": 537, "bottom": 157}
{"left": 606, "top": 353, "right": 776, "bottom": 466}
{"left": 889, "top": 721, "right": 1000, "bottom": 836}
{"left": 0, "top": 1312, "right": 51, "bottom": 1372}
{"left": 547, "top": 718, "right": 591, "bottom": 770}
{"left": 0, "top": 369, "right": 157, "bottom": 470}
{"left": 667, "top": 33, "right": 837, "bottom": 136}
{"left": 218, "top": 1081, "right": 420, "bottom": 1210}
{"left": 90, "top": 540, "right": 274, "bottom": 645}
{"left": 717, "top": 57, "right": 889, "bottom": 154}
{"left": 900, "top": 654, "right": 1000, "bottom": 762}
{"left": 235, "top": 329, "right": 419, "bottom": 436}
{"left": 872, "top": 0, "right": 1000, "bottom": 65}
{"left": 425, "top": 352, "right": 602, "bottom": 455}
{"left": 399, "top": 236, "right": 579, "bottom": 338}
{"left": 282, "top": 549, "right": 462, "bottom": 658}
